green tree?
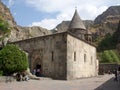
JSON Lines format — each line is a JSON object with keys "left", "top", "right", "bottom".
{"left": 101, "top": 50, "right": 112, "bottom": 63}
{"left": 99, "top": 50, "right": 120, "bottom": 63}
{"left": 112, "top": 20, "right": 120, "bottom": 44}
{"left": 109, "top": 50, "right": 119, "bottom": 63}
{"left": 0, "top": 44, "right": 28, "bottom": 75}
{"left": 98, "top": 33, "right": 115, "bottom": 51}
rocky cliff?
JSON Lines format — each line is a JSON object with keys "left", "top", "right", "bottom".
{"left": 94, "top": 6, "right": 120, "bottom": 24}
{"left": 0, "top": 1, "right": 16, "bottom": 26}
{"left": 92, "top": 6, "right": 120, "bottom": 37}
{"left": 9, "top": 26, "right": 51, "bottom": 42}
{"left": 55, "top": 20, "right": 94, "bottom": 33}
{"left": 0, "top": 1, "right": 51, "bottom": 44}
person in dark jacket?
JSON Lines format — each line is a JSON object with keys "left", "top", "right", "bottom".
{"left": 114, "top": 69, "right": 118, "bottom": 81}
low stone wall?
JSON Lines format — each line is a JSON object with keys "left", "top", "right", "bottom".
{"left": 0, "top": 76, "right": 15, "bottom": 82}
{"left": 99, "top": 63, "right": 120, "bottom": 75}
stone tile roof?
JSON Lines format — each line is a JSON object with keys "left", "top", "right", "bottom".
{"left": 68, "top": 9, "right": 86, "bottom": 30}
{"left": 10, "top": 31, "right": 96, "bottom": 48}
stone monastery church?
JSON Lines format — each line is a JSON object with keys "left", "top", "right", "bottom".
{"left": 13, "top": 9, "right": 98, "bottom": 80}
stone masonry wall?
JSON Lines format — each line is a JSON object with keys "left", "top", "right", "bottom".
{"left": 67, "top": 34, "right": 97, "bottom": 80}
{"left": 99, "top": 63, "right": 120, "bottom": 74}
{"left": 13, "top": 32, "right": 67, "bottom": 79}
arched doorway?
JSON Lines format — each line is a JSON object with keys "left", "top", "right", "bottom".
{"left": 30, "top": 50, "right": 43, "bottom": 76}
{"left": 32, "top": 58, "right": 43, "bottom": 76}
{"left": 35, "top": 64, "right": 42, "bottom": 76}
{"left": 36, "top": 64, "right": 41, "bottom": 69}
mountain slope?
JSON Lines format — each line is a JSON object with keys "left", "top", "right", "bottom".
{"left": 0, "top": 1, "right": 52, "bottom": 45}
{"left": 55, "top": 20, "right": 94, "bottom": 33}
{"left": 0, "top": 1, "right": 16, "bottom": 26}
{"left": 94, "top": 6, "right": 120, "bottom": 24}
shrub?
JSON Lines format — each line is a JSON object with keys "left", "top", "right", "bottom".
{"left": 109, "top": 50, "right": 120, "bottom": 63}
{"left": 0, "top": 17, "right": 11, "bottom": 39}
{"left": 101, "top": 50, "right": 113, "bottom": 63}
{"left": 0, "top": 44, "right": 28, "bottom": 75}
{"left": 97, "top": 33, "right": 115, "bottom": 51}
{"left": 0, "top": 17, "right": 11, "bottom": 47}
{"left": 99, "top": 50, "right": 120, "bottom": 63}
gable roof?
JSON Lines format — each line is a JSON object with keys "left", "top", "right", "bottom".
{"left": 68, "top": 9, "right": 86, "bottom": 30}
{"left": 10, "top": 31, "right": 96, "bottom": 48}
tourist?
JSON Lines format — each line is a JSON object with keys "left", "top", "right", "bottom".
{"left": 22, "top": 72, "right": 29, "bottom": 81}
{"left": 36, "top": 69, "right": 40, "bottom": 76}
{"left": 114, "top": 69, "right": 119, "bottom": 81}
{"left": 33, "top": 68, "right": 36, "bottom": 75}
{"left": 16, "top": 72, "right": 22, "bottom": 81}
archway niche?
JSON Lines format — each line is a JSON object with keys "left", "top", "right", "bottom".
{"left": 30, "top": 49, "right": 43, "bottom": 71}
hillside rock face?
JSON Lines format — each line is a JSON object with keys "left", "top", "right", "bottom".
{"left": 0, "top": 1, "right": 51, "bottom": 44}
{"left": 94, "top": 6, "right": 120, "bottom": 24}
{"left": 55, "top": 21, "right": 70, "bottom": 32}
{"left": 9, "top": 26, "right": 51, "bottom": 42}
{"left": 90, "top": 6, "right": 120, "bottom": 38}
{"left": 0, "top": 1, "right": 16, "bottom": 26}
{"left": 55, "top": 20, "right": 94, "bottom": 33}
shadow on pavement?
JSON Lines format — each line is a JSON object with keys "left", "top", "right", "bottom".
{"left": 94, "top": 77, "right": 120, "bottom": 90}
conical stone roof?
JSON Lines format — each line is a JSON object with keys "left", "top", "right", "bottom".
{"left": 69, "top": 9, "right": 86, "bottom": 30}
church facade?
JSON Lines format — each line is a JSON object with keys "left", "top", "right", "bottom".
{"left": 12, "top": 10, "right": 98, "bottom": 80}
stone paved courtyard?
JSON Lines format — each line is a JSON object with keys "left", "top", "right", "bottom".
{"left": 0, "top": 74, "right": 120, "bottom": 90}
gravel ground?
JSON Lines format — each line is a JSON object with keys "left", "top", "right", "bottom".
{"left": 0, "top": 74, "right": 120, "bottom": 90}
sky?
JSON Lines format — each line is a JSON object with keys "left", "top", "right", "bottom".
{"left": 1, "top": 0, "right": 120, "bottom": 30}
